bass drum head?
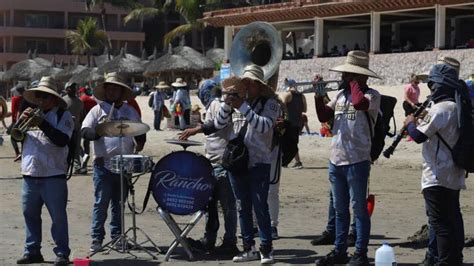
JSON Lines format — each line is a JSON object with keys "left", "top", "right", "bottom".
{"left": 151, "top": 151, "right": 215, "bottom": 215}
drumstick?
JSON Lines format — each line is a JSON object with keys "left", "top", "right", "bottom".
{"left": 107, "top": 102, "right": 115, "bottom": 121}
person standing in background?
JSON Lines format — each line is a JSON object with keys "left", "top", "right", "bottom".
{"left": 148, "top": 81, "right": 169, "bottom": 131}
{"left": 62, "top": 82, "right": 84, "bottom": 175}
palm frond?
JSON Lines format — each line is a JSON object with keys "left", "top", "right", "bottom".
{"left": 163, "top": 23, "right": 194, "bottom": 46}
{"left": 124, "top": 7, "right": 162, "bottom": 24}
{"left": 66, "top": 17, "right": 107, "bottom": 55}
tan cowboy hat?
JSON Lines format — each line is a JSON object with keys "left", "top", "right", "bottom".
{"left": 437, "top": 56, "right": 460, "bottom": 74}
{"left": 155, "top": 81, "right": 170, "bottom": 90}
{"left": 171, "top": 78, "right": 187, "bottom": 88}
{"left": 94, "top": 72, "right": 134, "bottom": 102}
{"left": 330, "top": 51, "right": 381, "bottom": 79}
{"left": 241, "top": 64, "right": 275, "bottom": 97}
{"left": 23, "top": 76, "right": 67, "bottom": 108}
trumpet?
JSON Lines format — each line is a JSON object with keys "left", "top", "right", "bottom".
{"left": 11, "top": 108, "right": 43, "bottom": 141}
{"left": 295, "top": 80, "right": 343, "bottom": 94}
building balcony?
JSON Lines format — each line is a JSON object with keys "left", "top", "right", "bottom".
{"left": 0, "top": 0, "right": 131, "bottom": 15}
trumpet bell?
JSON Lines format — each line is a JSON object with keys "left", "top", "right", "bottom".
{"left": 230, "top": 22, "right": 282, "bottom": 81}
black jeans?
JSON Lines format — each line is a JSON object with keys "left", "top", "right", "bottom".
{"left": 423, "top": 186, "right": 464, "bottom": 266}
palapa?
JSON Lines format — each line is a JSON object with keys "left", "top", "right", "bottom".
{"left": 143, "top": 52, "right": 201, "bottom": 78}
{"left": 173, "top": 46, "right": 215, "bottom": 70}
{"left": 53, "top": 65, "right": 87, "bottom": 82}
{"left": 97, "top": 49, "right": 145, "bottom": 76}
{"left": 3, "top": 59, "right": 50, "bottom": 81}
{"left": 69, "top": 67, "right": 103, "bottom": 84}
{"left": 205, "top": 48, "right": 225, "bottom": 64}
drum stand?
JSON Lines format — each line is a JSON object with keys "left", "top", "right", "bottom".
{"left": 89, "top": 120, "right": 158, "bottom": 260}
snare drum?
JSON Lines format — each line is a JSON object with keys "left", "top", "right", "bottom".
{"left": 111, "top": 154, "right": 153, "bottom": 174}
{"left": 150, "top": 151, "right": 215, "bottom": 215}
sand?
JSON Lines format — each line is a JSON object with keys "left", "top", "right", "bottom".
{"left": 0, "top": 85, "right": 472, "bottom": 265}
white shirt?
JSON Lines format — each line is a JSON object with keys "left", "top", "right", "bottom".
{"left": 21, "top": 107, "right": 74, "bottom": 177}
{"left": 204, "top": 98, "right": 231, "bottom": 165}
{"left": 327, "top": 89, "right": 381, "bottom": 166}
{"left": 81, "top": 102, "right": 141, "bottom": 171}
{"left": 417, "top": 101, "right": 466, "bottom": 190}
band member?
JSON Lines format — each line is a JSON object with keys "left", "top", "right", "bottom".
{"left": 214, "top": 65, "right": 280, "bottom": 264}
{"left": 81, "top": 72, "right": 146, "bottom": 252}
{"left": 16, "top": 76, "right": 73, "bottom": 266}
{"left": 62, "top": 82, "right": 84, "bottom": 174}
{"left": 404, "top": 63, "right": 466, "bottom": 266}
{"left": 314, "top": 51, "right": 381, "bottom": 266}
{"left": 179, "top": 78, "right": 239, "bottom": 256}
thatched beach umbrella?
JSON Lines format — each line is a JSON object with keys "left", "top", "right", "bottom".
{"left": 34, "top": 67, "right": 64, "bottom": 80}
{"left": 53, "top": 65, "right": 87, "bottom": 82}
{"left": 206, "top": 48, "right": 225, "bottom": 64}
{"left": 4, "top": 59, "right": 50, "bottom": 81}
{"left": 173, "top": 46, "right": 215, "bottom": 71}
{"left": 98, "top": 49, "right": 145, "bottom": 76}
{"left": 143, "top": 52, "right": 201, "bottom": 78}
{"left": 69, "top": 67, "right": 103, "bottom": 84}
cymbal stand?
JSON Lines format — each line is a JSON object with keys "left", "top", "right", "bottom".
{"left": 89, "top": 120, "right": 157, "bottom": 259}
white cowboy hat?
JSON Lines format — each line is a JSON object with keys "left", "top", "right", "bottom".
{"left": 171, "top": 78, "right": 187, "bottom": 88}
{"left": 23, "top": 76, "right": 68, "bottom": 108}
{"left": 437, "top": 56, "right": 460, "bottom": 74}
{"left": 330, "top": 51, "right": 381, "bottom": 79}
{"left": 154, "top": 81, "right": 170, "bottom": 90}
{"left": 241, "top": 64, "right": 275, "bottom": 96}
{"left": 94, "top": 72, "right": 134, "bottom": 102}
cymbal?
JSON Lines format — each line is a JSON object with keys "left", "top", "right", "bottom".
{"left": 164, "top": 139, "right": 203, "bottom": 149}
{"left": 96, "top": 120, "right": 150, "bottom": 137}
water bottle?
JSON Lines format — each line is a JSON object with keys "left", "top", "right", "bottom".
{"left": 375, "top": 242, "right": 397, "bottom": 266}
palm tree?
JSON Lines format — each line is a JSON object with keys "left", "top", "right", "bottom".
{"left": 66, "top": 17, "right": 108, "bottom": 66}
{"left": 85, "top": 0, "right": 138, "bottom": 52}
{"left": 125, "top": 0, "right": 218, "bottom": 53}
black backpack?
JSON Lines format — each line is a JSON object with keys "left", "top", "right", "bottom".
{"left": 365, "top": 95, "right": 397, "bottom": 162}
{"left": 437, "top": 81, "right": 474, "bottom": 175}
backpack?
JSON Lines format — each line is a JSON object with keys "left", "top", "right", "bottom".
{"left": 437, "top": 81, "right": 474, "bottom": 175}
{"left": 365, "top": 95, "right": 397, "bottom": 162}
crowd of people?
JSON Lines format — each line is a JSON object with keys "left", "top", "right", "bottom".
{"left": 0, "top": 49, "right": 472, "bottom": 266}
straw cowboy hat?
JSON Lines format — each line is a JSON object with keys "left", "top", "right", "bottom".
{"left": 171, "top": 78, "right": 187, "bottom": 88}
{"left": 222, "top": 76, "right": 245, "bottom": 98}
{"left": 154, "top": 81, "right": 170, "bottom": 90}
{"left": 330, "top": 50, "right": 381, "bottom": 79}
{"left": 94, "top": 72, "right": 134, "bottom": 102}
{"left": 437, "top": 56, "right": 460, "bottom": 74}
{"left": 241, "top": 64, "right": 275, "bottom": 97}
{"left": 23, "top": 76, "right": 67, "bottom": 108}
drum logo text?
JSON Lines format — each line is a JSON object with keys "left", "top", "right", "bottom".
{"left": 155, "top": 170, "right": 211, "bottom": 191}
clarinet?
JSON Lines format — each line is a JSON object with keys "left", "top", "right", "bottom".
{"left": 383, "top": 97, "right": 431, "bottom": 159}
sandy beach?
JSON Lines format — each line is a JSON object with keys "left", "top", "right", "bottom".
{"left": 0, "top": 86, "right": 472, "bottom": 265}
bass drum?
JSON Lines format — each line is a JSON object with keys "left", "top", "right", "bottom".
{"left": 150, "top": 151, "right": 215, "bottom": 215}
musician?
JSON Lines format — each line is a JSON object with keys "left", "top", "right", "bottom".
{"left": 81, "top": 72, "right": 146, "bottom": 252}
{"left": 179, "top": 78, "right": 239, "bottom": 255}
{"left": 314, "top": 51, "right": 381, "bottom": 266}
{"left": 404, "top": 64, "right": 466, "bottom": 266}
{"left": 214, "top": 65, "right": 280, "bottom": 264}
{"left": 16, "top": 76, "right": 73, "bottom": 266}
{"left": 62, "top": 82, "right": 84, "bottom": 174}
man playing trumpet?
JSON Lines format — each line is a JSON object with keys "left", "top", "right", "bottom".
{"left": 16, "top": 76, "right": 74, "bottom": 266}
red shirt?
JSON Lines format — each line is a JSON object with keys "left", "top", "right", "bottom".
{"left": 80, "top": 95, "right": 97, "bottom": 114}
{"left": 11, "top": 95, "right": 22, "bottom": 123}
{"left": 127, "top": 98, "right": 141, "bottom": 118}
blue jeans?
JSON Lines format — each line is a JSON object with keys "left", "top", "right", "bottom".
{"left": 229, "top": 163, "right": 272, "bottom": 248}
{"left": 326, "top": 190, "right": 356, "bottom": 236}
{"left": 329, "top": 160, "right": 371, "bottom": 254}
{"left": 204, "top": 166, "right": 237, "bottom": 244}
{"left": 91, "top": 164, "right": 128, "bottom": 241}
{"left": 153, "top": 108, "right": 163, "bottom": 130}
{"left": 22, "top": 177, "right": 70, "bottom": 257}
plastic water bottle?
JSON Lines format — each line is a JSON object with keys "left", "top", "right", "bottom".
{"left": 375, "top": 243, "right": 397, "bottom": 266}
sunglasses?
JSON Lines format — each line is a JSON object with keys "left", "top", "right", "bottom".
{"left": 34, "top": 91, "right": 52, "bottom": 99}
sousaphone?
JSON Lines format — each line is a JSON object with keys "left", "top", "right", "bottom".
{"left": 230, "top": 22, "right": 282, "bottom": 85}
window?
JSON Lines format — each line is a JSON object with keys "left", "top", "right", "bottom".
{"left": 26, "top": 40, "right": 48, "bottom": 53}
{"left": 25, "top": 14, "right": 48, "bottom": 28}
